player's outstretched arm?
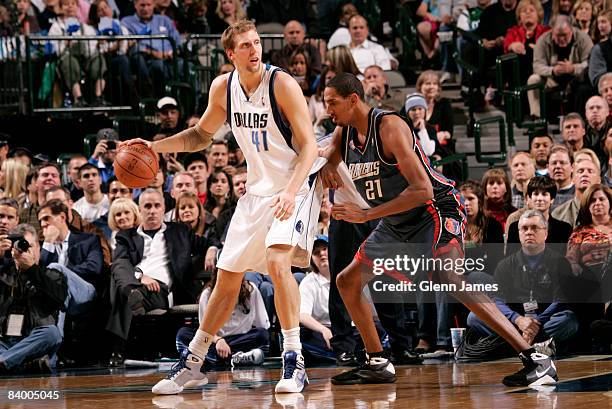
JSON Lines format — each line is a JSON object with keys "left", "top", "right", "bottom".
{"left": 123, "top": 75, "right": 230, "bottom": 154}
{"left": 275, "top": 72, "right": 318, "bottom": 195}
{"left": 363, "top": 115, "right": 434, "bottom": 220}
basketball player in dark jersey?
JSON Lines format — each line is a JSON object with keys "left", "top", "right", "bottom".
{"left": 320, "top": 73, "right": 557, "bottom": 387}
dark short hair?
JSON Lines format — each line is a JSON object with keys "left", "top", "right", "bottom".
{"left": 78, "top": 163, "right": 99, "bottom": 178}
{"left": 45, "top": 185, "right": 71, "bottom": 200}
{"left": 34, "top": 162, "right": 61, "bottom": 178}
{"left": 326, "top": 72, "right": 365, "bottom": 101}
{"left": 183, "top": 152, "right": 208, "bottom": 170}
{"left": 38, "top": 199, "right": 69, "bottom": 220}
{"left": 529, "top": 134, "right": 554, "bottom": 148}
{"left": 526, "top": 175, "right": 558, "bottom": 199}
{"left": 0, "top": 198, "right": 19, "bottom": 211}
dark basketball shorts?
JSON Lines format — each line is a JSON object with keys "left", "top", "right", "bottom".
{"left": 355, "top": 189, "right": 466, "bottom": 282}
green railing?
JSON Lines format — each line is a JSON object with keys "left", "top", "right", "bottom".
{"left": 25, "top": 34, "right": 179, "bottom": 114}
{"left": 473, "top": 115, "right": 508, "bottom": 166}
{"left": 0, "top": 35, "right": 27, "bottom": 114}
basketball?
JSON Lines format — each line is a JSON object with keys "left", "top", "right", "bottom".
{"left": 113, "top": 142, "right": 159, "bottom": 188}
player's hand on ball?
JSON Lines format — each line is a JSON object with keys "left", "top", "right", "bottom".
{"left": 118, "top": 138, "right": 154, "bottom": 151}
{"left": 331, "top": 203, "right": 368, "bottom": 223}
{"left": 321, "top": 163, "right": 343, "bottom": 189}
{"left": 270, "top": 190, "right": 296, "bottom": 221}
{"left": 216, "top": 338, "right": 231, "bottom": 358}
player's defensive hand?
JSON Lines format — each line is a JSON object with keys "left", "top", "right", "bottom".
{"left": 331, "top": 203, "right": 369, "bottom": 223}
{"left": 270, "top": 190, "right": 296, "bottom": 221}
{"left": 321, "top": 163, "right": 343, "bottom": 189}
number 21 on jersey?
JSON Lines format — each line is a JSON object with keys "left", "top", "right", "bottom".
{"left": 251, "top": 130, "right": 269, "bottom": 152}
{"left": 365, "top": 179, "right": 383, "bottom": 200}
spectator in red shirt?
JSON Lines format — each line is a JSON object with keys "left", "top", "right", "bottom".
{"left": 504, "top": 0, "right": 551, "bottom": 83}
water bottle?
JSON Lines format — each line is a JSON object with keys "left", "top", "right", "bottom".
{"left": 63, "top": 93, "right": 72, "bottom": 108}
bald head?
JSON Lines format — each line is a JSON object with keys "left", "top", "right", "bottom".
{"left": 284, "top": 20, "right": 305, "bottom": 46}
{"left": 349, "top": 15, "right": 369, "bottom": 46}
{"left": 585, "top": 96, "right": 609, "bottom": 129}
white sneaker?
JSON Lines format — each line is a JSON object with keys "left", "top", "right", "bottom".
{"left": 231, "top": 348, "right": 265, "bottom": 368}
{"left": 152, "top": 350, "right": 207, "bottom": 395}
{"left": 275, "top": 351, "right": 308, "bottom": 393}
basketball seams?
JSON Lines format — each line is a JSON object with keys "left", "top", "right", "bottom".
{"left": 113, "top": 144, "right": 159, "bottom": 188}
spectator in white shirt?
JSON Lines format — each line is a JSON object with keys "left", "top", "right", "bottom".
{"left": 176, "top": 270, "right": 270, "bottom": 368}
{"left": 348, "top": 15, "right": 391, "bottom": 74}
{"left": 327, "top": 2, "right": 358, "bottom": 49}
{"left": 73, "top": 163, "right": 109, "bottom": 223}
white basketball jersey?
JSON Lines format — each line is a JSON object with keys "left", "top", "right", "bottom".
{"left": 227, "top": 64, "right": 308, "bottom": 196}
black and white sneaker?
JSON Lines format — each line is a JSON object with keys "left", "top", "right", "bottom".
{"left": 331, "top": 356, "right": 396, "bottom": 385}
{"left": 502, "top": 352, "right": 558, "bottom": 387}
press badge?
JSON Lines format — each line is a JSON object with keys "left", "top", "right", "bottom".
{"left": 523, "top": 300, "right": 539, "bottom": 315}
{"left": 5, "top": 314, "right": 25, "bottom": 337}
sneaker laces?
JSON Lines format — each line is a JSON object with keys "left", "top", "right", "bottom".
{"left": 167, "top": 351, "right": 189, "bottom": 381}
{"left": 282, "top": 355, "right": 297, "bottom": 379}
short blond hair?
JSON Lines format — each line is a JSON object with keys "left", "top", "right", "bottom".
{"left": 574, "top": 148, "right": 601, "bottom": 170}
{"left": 516, "top": 0, "right": 545, "bottom": 23}
{"left": 108, "top": 198, "right": 141, "bottom": 231}
{"left": 416, "top": 70, "right": 440, "bottom": 96}
{"left": 221, "top": 20, "right": 257, "bottom": 51}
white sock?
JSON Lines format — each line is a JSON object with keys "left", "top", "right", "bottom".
{"left": 281, "top": 327, "right": 302, "bottom": 353}
{"left": 188, "top": 329, "right": 213, "bottom": 358}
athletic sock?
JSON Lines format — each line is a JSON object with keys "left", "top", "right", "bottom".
{"left": 281, "top": 327, "right": 302, "bottom": 353}
{"left": 188, "top": 329, "right": 213, "bottom": 358}
{"left": 519, "top": 347, "right": 537, "bottom": 364}
{"left": 367, "top": 350, "right": 389, "bottom": 365}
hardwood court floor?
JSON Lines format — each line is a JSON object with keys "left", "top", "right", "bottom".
{"left": 2, "top": 356, "right": 612, "bottom": 408}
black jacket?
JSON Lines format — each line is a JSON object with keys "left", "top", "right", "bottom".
{"left": 112, "top": 222, "right": 220, "bottom": 304}
{"left": 0, "top": 263, "right": 67, "bottom": 337}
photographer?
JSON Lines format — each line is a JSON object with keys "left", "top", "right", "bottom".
{"left": 0, "top": 224, "right": 67, "bottom": 373}
{"left": 89, "top": 128, "right": 118, "bottom": 189}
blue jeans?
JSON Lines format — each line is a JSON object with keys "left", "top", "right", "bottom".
{"left": 439, "top": 24, "right": 457, "bottom": 73}
{"left": 49, "top": 263, "right": 96, "bottom": 337}
{"left": 416, "top": 273, "right": 451, "bottom": 348}
{"left": 0, "top": 325, "right": 62, "bottom": 370}
{"left": 467, "top": 310, "right": 579, "bottom": 342}
{"left": 244, "top": 272, "right": 304, "bottom": 323}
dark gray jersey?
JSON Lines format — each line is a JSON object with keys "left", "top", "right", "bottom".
{"left": 342, "top": 108, "right": 456, "bottom": 225}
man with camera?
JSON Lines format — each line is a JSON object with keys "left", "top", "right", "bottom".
{"left": 89, "top": 128, "right": 118, "bottom": 188}
{"left": 0, "top": 224, "right": 67, "bottom": 373}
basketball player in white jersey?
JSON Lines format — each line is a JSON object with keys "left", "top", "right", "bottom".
{"left": 123, "top": 20, "right": 319, "bottom": 395}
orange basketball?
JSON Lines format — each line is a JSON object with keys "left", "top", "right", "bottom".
{"left": 113, "top": 142, "right": 159, "bottom": 188}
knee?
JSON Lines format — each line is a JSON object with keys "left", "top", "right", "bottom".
{"left": 528, "top": 74, "right": 541, "bottom": 85}
{"left": 266, "top": 255, "right": 291, "bottom": 282}
{"left": 39, "top": 325, "right": 63, "bottom": 347}
{"left": 417, "top": 22, "right": 430, "bottom": 36}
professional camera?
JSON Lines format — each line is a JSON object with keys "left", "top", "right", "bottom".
{"left": 7, "top": 234, "right": 30, "bottom": 253}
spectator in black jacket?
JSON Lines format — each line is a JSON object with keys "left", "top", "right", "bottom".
{"left": 468, "top": 210, "right": 579, "bottom": 351}
{"left": 506, "top": 176, "right": 573, "bottom": 255}
{"left": 106, "top": 188, "right": 219, "bottom": 366}
{"left": 0, "top": 224, "right": 67, "bottom": 373}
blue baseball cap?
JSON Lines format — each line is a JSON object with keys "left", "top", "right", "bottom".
{"left": 314, "top": 235, "right": 328, "bottom": 246}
